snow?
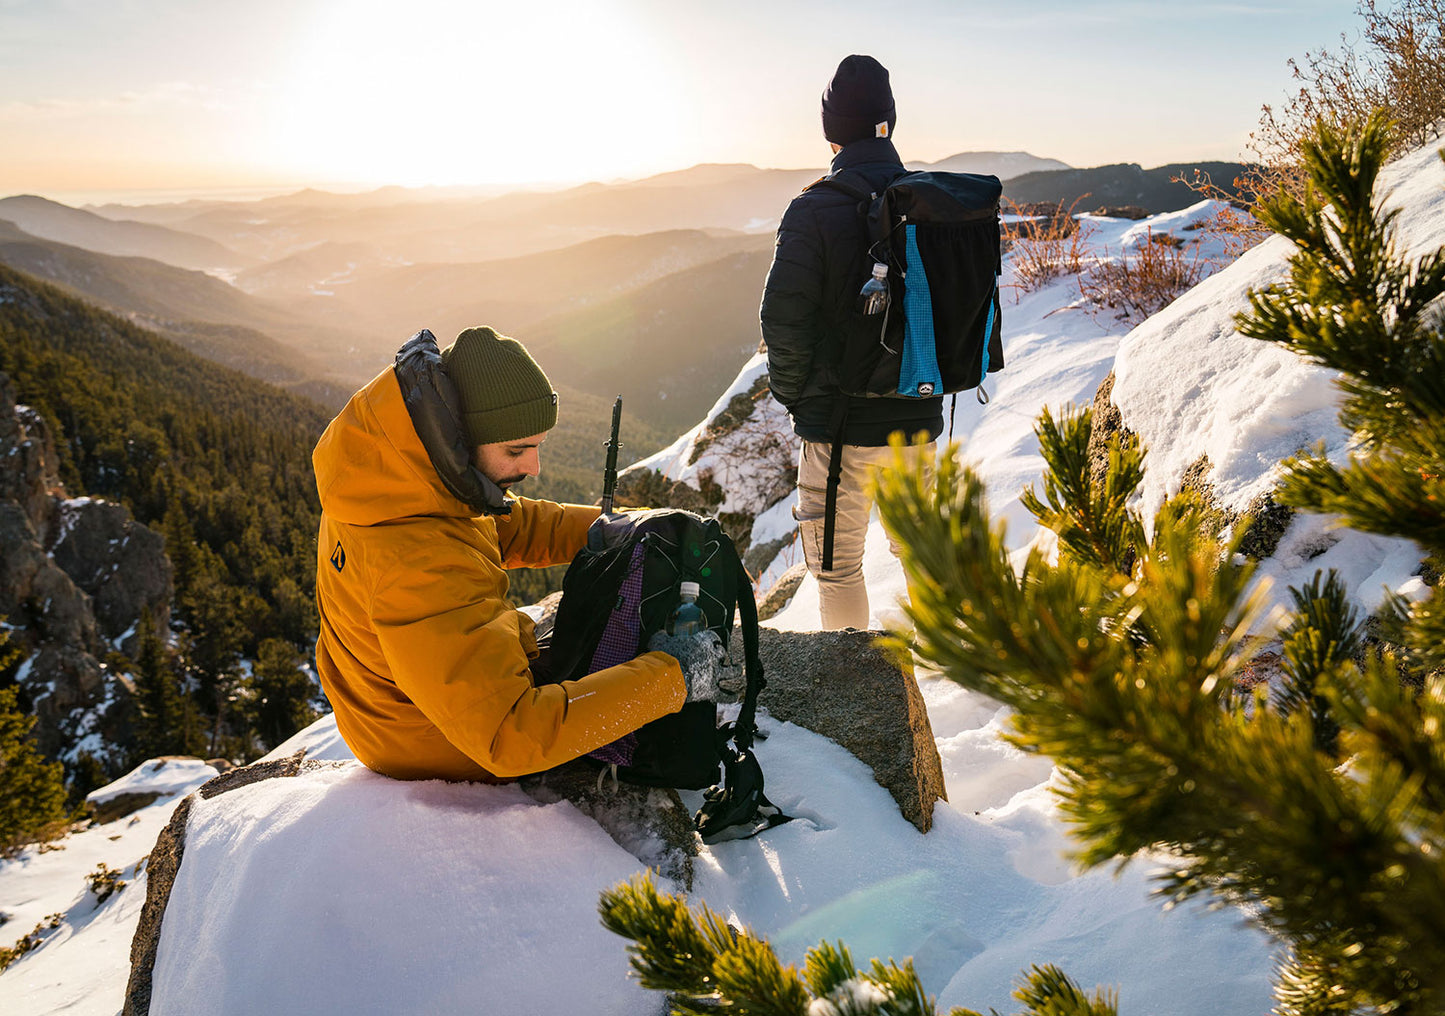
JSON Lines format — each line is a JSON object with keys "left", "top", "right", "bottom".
{"left": 86, "top": 758, "right": 220, "bottom": 808}
{"left": 13, "top": 651, "right": 37, "bottom": 687}
{"left": 0, "top": 706, "right": 1274, "bottom": 1016}
{"left": 3, "top": 148, "right": 1440, "bottom": 1016}
{"left": 0, "top": 761, "right": 218, "bottom": 1016}
{"left": 109, "top": 621, "right": 137, "bottom": 651}
{"left": 55, "top": 498, "right": 98, "bottom": 545}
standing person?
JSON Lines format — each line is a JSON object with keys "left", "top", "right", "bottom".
{"left": 312, "top": 326, "right": 716, "bottom": 781}
{"left": 761, "top": 54, "right": 941, "bottom": 630}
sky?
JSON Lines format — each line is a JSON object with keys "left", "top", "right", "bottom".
{"left": 6, "top": 142, "right": 1441, "bottom": 1014}
{"left": 0, "top": 0, "right": 1365, "bottom": 202}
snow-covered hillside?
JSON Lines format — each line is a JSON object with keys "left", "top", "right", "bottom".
{"left": 4, "top": 144, "right": 1441, "bottom": 1014}
{"left": 1110, "top": 141, "right": 1444, "bottom": 621}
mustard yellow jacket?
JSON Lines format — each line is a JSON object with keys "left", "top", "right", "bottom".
{"left": 312, "top": 360, "right": 685, "bottom": 781}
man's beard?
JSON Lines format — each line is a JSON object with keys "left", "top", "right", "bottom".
{"left": 498, "top": 475, "right": 526, "bottom": 490}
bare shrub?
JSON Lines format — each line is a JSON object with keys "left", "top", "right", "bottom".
{"left": 1257, "top": 0, "right": 1445, "bottom": 165}
{"left": 1079, "top": 228, "right": 1209, "bottom": 323}
{"left": 1178, "top": 1, "right": 1445, "bottom": 258}
{"left": 1002, "top": 197, "right": 1096, "bottom": 294}
{"left": 1173, "top": 167, "right": 1276, "bottom": 256}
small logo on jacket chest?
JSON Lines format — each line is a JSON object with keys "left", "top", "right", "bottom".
{"left": 330, "top": 541, "right": 346, "bottom": 572}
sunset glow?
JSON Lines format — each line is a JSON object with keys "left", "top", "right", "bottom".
{"left": 271, "top": 0, "right": 694, "bottom": 186}
{"left": 0, "top": 0, "right": 1364, "bottom": 199}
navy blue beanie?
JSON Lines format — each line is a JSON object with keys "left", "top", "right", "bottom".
{"left": 821, "top": 55, "right": 896, "bottom": 147}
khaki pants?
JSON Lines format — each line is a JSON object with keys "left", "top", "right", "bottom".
{"left": 793, "top": 440, "right": 936, "bottom": 631}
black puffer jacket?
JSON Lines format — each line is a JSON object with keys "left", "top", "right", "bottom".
{"left": 760, "top": 137, "right": 944, "bottom": 445}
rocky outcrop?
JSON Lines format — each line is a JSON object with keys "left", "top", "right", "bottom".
{"left": 756, "top": 561, "right": 807, "bottom": 621}
{"left": 1087, "top": 370, "right": 1295, "bottom": 559}
{"left": 752, "top": 627, "right": 947, "bottom": 833}
{"left": 1092, "top": 205, "right": 1150, "bottom": 220}
{"left": 123, "top": 793, "right": 192, "bottom": 1016}
{"left": 1085, "top": 370, "right": 1131, "bottom": 491}
{"left": 50, "top": 497, "right": 172, "bottom": 651}
{"left": 615, "top": 369, "right": 798, "bottom": 563}
{"left": 0, "top": 370, "right": 172, "bottom": 768}
{"left": 0, "top": 501, "right": 111, "bottom": 758}
{"left": 0, "top": 382, "right": 63, "bottom": 543}
{"left": 521, "top": 761, "right": 700, "bottom": 890}
{"left": 0, "top": 502, "right": 101, "bottom": 652}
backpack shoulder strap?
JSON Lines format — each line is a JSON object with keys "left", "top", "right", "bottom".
{"left": 808, "top": 168, "right": 877, "bottom": 204}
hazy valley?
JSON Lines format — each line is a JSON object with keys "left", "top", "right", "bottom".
{"left": 0, "top": 151, "right": 1246, "bottom": 438}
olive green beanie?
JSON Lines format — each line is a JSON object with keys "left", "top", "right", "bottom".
{"left": 441, "top": 326, "right": 558, "bottom": 446}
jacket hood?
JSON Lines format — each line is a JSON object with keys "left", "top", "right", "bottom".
{"left": 316, "top": 365, "right": 462, "bottom": 526}
{"left": 313, "top": 366, "right": 469, "bottom": 526}
{"left": 315, "top": 331, "right": 515, "bottom": 525}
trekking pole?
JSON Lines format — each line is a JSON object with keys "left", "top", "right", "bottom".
{"left": 599, "top": 396, "right": 622, "bottom": 515}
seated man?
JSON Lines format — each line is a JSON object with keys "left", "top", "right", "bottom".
{"left": 313, "top": 325, "right": 705, "bottom": 781}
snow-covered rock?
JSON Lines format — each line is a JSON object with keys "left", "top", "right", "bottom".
{"left": 1111, "top": 142, "right": 1445, "bottom": 619}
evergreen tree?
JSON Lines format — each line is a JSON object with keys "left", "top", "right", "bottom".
{"left": 130, "top": 608, "right": 192, "bottom": 763}
{"left": 601, "top": 118, "right": 1445, "bottom": 1014}
{"left": 1237, "top": 111, "right": 1445, "bottom": 676}
{"left": 161, "top": 498, "right": 200, "bottom": 605}
{"left": 0, "top": 265, "right": 331, "bottom": 759}
{"left": 250, "top": 638, "right": 319, "bottom": 751}
{"left": 181, "top": 556, "right": 248, "bottom": 757}
{"left": 0, "top": 629, "right": 71, "bottom": 857}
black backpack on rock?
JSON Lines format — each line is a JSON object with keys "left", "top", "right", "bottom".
{"left": 544, "top": 507, "right": 786, "bottom": 842}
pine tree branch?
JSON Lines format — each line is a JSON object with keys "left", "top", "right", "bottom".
{"left": 1019, "top": 407, "right": 1145, "bottom": 577}
{"left": 873, "top": 405, "right": 1445, "bottom": 1011}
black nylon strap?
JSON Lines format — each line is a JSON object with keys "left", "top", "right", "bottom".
{"left": 809, "top": 169, "right": 875, "bottom": 203}
{"left": 729, "top": 538, "right": 766, "bottom": 753}
{"left": 821, "top": 398, "right": 850, "bottom": 572}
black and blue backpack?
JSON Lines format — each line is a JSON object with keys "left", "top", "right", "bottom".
{"left": 813, "top": 168, "right": 1006, "bottom": 567}
{"left": 817, "top": 168, "right": 1005, "bottom": 401}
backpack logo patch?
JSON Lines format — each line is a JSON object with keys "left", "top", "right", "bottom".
{"left": 875, "top": 121, "right": 889, "bottom": 138}
{"left": 330, "top": 541, "right": 346, "bottom": 572}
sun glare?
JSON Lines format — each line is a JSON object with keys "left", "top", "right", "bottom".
{"left": 273, "top": 0, "right": 690, "bottom": 188}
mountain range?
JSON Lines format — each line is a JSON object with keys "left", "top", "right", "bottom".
{"left": 1002, "top": 161, "right": 1251, "bottom": 212}
{"left": 1, "top": 149, "right": 1239, "bottom": 445}
{"left": 0, "top": 194, "right": 248, "bottom": 271}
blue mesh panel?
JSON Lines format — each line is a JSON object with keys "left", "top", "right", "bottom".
{"left": 899, "top": 224, "right": 943, "bottom": 397}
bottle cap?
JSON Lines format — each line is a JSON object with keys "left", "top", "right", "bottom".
{"left": 679, "top": 580, "right": 700, "bottom": 598}
{"left": 872, "top": 262, "right": 888, "bottom": 278}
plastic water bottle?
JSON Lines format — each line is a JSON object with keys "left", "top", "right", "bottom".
{"left": 858, "top": 262, "right": 890, "bottom": 315}
{"left": 667, "top": 581, "right": 708, "bottom": 636}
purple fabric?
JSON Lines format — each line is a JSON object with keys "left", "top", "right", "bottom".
{"left": 584, "top": 544, "right": 647, "bottom": 766}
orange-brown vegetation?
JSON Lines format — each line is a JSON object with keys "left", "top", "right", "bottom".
{"left": 1002, "top": 197, "right": 1095, "bottom": 295}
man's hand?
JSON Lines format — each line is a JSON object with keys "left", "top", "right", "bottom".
{"left": 647, "top": 629, "right": 741, "bottom": 703}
